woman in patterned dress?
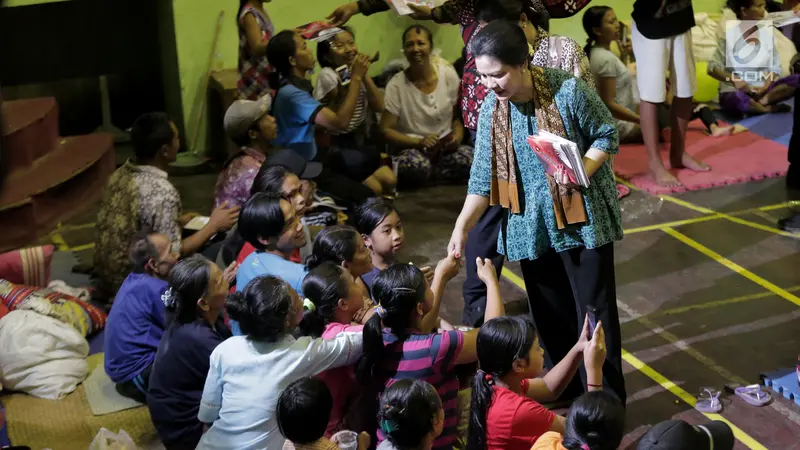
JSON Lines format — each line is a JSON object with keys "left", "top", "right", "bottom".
{"left": 447, "top": 21, "right": 626, "bottom": 405}
{"left": 237, "top": 0, "right": 275, "bottom": 100}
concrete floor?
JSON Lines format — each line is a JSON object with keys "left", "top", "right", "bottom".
{"left": 47, "top": 169, "right": 800, "bottom": 449}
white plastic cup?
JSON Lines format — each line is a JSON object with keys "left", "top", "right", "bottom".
{"left": 333, "top": 431, "right": 358, "bottom": 450}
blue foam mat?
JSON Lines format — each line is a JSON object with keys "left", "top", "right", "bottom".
{"left": 761, "top": 367, "right": 800, "bottom": 407}
{"left": 0, "top": 400, "right": 10, "bottom": 447}
{"left": 717, "top": 98, "right": 794, "bottom": 147}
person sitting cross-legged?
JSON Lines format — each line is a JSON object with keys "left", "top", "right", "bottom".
{"left": 104, "top": 231, "right": 179, "bottom": 403}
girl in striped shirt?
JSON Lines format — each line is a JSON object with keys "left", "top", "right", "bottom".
{"left": 357, "top": 257, "right": 506, "bottom": 450}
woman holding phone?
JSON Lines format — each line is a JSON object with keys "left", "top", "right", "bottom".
{"left": 379, "top": 25, "right": 473, "bottom": 189}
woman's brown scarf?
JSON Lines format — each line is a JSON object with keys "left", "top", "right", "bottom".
{"left": 489, "top": 66, "right": 586, "bottom": 228}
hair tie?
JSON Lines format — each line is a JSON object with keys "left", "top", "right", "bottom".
{"left": 581, "top": 445, "right": 590, "bottom": 450}
{"left": 303, "top": 298, "right": 316, "bottom": 312}
{"left": 375, "top": 305, "right": 387, "bottom": 319}
{"left": 161, "top": 288, "right": 177, "bottom": 308}
{"left": 380, "top": 419, "right": 399, "bottom": 434}
{"left": 477, "top": 369, "right": 494, "bottom": 385}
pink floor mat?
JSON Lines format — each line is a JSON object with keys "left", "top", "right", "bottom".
{"left": 613, "top": 121, "right": 788, "bottom": 195}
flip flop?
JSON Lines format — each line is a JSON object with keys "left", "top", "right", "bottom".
{"left": 695, "top": 388, "right": 723, "bottom": 413}
{"left": 734, "top": 384, "right": 772, "bottom": 407}
{"left": 616, "top": 184, "right": 631, "bottom": 200}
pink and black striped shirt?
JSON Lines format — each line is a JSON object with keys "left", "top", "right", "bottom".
{"left": 377, "top": 329, "right": 464, "bottom": 450}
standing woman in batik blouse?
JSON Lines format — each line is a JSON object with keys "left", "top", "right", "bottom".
{"left": 237, "top": 0, "right": 275, "bottom": 100}
{"left": 447, "top": 21, "right": 626, "bottom": 405}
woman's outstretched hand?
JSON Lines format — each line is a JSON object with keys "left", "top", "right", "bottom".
{"left": 447, "top": 227, "right": 466, "bottom": 260}
{"left": 326, "top": 2, "right": 360, "bottom": 27}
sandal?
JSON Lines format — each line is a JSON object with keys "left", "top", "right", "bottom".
{"left": 734, "top": 384, "right": 772, "bottom": 407}
{"left": 696, "top": 387, "right": 723, "bottom": 413}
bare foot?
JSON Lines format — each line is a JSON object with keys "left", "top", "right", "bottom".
{"left": 650, "top": 164, "right": 682, "bottom": 187}
{"left": 710, "top": 125, "right": 735, "bottom": 137}
{"left": 672, "top": 153, "right": 711, "bottom": 172}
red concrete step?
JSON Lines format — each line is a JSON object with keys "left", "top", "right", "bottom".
{"left": 1, "top": 97, "right": 59, "bottom": 173}
{"left": 0, "top": 133, "right": 115, "bottom": 251}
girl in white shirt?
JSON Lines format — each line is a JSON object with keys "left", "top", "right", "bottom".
{"left": 379, "top": 25, "right": 473, "bottom": 189}
{"left": 197, "top": 275, "right": 363, "bottom": 450}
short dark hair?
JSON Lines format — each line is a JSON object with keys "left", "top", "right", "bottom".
{"left": 277, "top": 378, "right": 333, "bottom": 444}
{"left": 378, "top": 379, "right": 442, "bottom": 450}
{"left": 470, "top": 20, "right": 530, "bottom": 67}
{"left": 128, "top": 231, "right": 158, "bottom": 273}
{"left": 238, "top": 192, "right": 286, "bottom": 250}
{"left": 317, "top": 26, "right": 355, "bottom": 69}
{"left": 475, "top": 0, "right": 549, "bottom": 31}
{"left": 130, "top": 112, "right": 175, "bottom": 162}
{"left": 402, "top": 24, "right": 434, "bottom": 46}
{"left": 226, "top": 275, "right": 295, "bottom": 341}
{"left": 251, "top": 164, "right": 294, "bottom": 196}
{"left": 166, "top": 254, "right": 213, "bottom": 324}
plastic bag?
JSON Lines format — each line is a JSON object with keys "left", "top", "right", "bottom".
{"left": 89, "top": 428, "right": 136, "bottom": 450}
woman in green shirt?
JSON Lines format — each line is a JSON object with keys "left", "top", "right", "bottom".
{"left": 448, "top": 21, "right": 626, "bottom": 404}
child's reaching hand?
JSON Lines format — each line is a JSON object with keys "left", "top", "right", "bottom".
{"left": 420, "top": 265, "right": 435, "bottom": 284}
{"left": 584, "top": 319, "right": 607, "bottom": 374}
{"left": 356, "top": 431, "right": 371, "bottom": 450}
{"left": 435, "top": 254, "right": 461, "bottom": 282}
{"left": 475, "top": 257, "right": 498, "bottom": 286}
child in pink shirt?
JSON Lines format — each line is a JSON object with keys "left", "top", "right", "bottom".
{"left": 299, "top": 262, "right": 368, "bottom": 436}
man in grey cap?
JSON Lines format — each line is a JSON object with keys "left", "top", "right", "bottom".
{"left": 215, "top": 95, "right": 278, "bottom": 209}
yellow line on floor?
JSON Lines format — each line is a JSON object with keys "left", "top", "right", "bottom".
{"left": 499, "top": 267, "right": 767, "bottom": 449}
{"left": 616, "top": 178, "right": 799, "bottom": 239}
{"left": 647, "top": 286, "right": 800, "bottom": 318}
{"left": 48, "top": 222, "right": 97, "bottom": 235}
{"left": 70, "top": 243, "right": 96, "bottom": 252}
{"left": 623, "top": 201, "right": 798, "bottom": 235}
{"left": 622, "top": 350, "right": 768, "bottom": 450}
{"left": 663, "top": 228, "right": 800, "bottom": 308}
{"left": 50, "top": 232, "right": 69, "bottom": 252}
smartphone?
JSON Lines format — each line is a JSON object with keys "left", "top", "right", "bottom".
{"left": 587, "top": 306, "right": 598, "bottom": 337}
{"left": 619, "top": 22, "right": 628, "bottom": 45}
{"left": 335, "top": 64, "right": 352, "bottom": 85}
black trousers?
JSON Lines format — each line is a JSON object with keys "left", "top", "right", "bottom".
{"left": 519, "top": 243, "right": 626, "bottom": 404}
{"left": 788, "top": 87, "right": 800, "bottom": 190}
{"left": 462, "top": 205, "right": 505, "bottom": 327}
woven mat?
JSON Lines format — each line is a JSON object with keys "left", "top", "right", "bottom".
{"left": 2, "top": 354, "right": 163, "bottom": 450}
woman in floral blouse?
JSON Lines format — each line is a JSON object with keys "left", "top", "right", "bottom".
{"left": 447, "top": 21, "right": 626, "bottom": 405}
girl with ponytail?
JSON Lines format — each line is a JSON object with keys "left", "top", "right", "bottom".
{"left": 532, "top": 391, "right": 625, "bottom": 450}
{"left": 299, "top": 261, "right": 371, "bottom": 436}
{"left": 358, "top": 257, "right": 506, "bottom": 450}
{"left": 197, "top": 275, "right": 363, "bottom": 450}
{"left": 377, "top": 380, "right": 444, "bottom": 450}
{"left": 305, "top": 224, "right": 377, "bottom": 324}
{"left": 466, "top": 316, "right": 607, "bottom": 450}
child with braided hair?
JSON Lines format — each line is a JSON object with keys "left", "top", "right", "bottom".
{"left": 377, "top": 380, "right": 445, "bottom": 450}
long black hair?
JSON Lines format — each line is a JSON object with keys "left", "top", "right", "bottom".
{"left": 469, "top": 20, "right": 529, "bottom": 67}
{"left": 266, "top": 30, "right": 299, "bottom": 90}
{"left": 378, "top": 379, "right": 443, "bottom": 450}
{"left": 355, "top": 198, "right": 399, "bottom": 236}
{"left": 582, "top": 6, "right": 612, "bottom": 57}
{"left": 356, "top": 264, "right": 427, "bottom": 382}
{"left": 317, "top": 26, "right": 354, "bottom": 69}
{"left": 238, "top": 192, "right": 286, "bottom": 251}
{"left": 562, "top": 391, "right": 625, "bottom": 450}
{"left": 164, "top": 254, "right": 213, "bottom": 325}
{"left": 226, "top": 275, "right": 296, "bottom": 342}
{"left": 298, "top": 262, "right": 350, "bottom": 338}
{"left": 305, "top": 225, "right": 361, "bottom": 270}
{"left": 467, "top": 316, "right": 537, "bottom": 450}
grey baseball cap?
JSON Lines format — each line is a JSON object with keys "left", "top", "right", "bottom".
{"left": 223, "top": 94, "right": 273, "bottom": 141}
